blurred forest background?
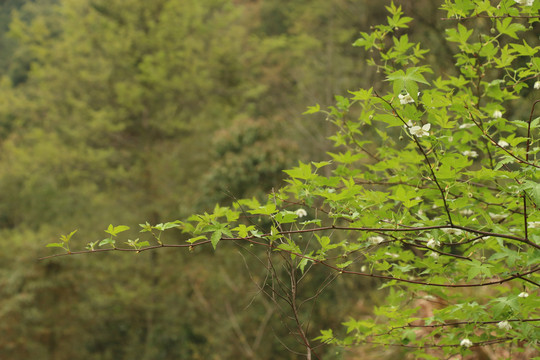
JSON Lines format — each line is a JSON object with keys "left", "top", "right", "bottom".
{"left": 0, "top": 0, "right": 486, "bottom": 359}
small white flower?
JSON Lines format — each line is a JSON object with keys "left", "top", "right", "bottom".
{"left": 534, "top": 81, "right": 540, "bottom": 90}
{"left": 360, "top": 265, "right": 367, "bottom": 272}
{"left": 442, "top": 228, "right": 463, "bottom": 236}
{"left": 460, "top": 209, "right": 474, "bottom": 216}
{"left": 493, "top": 110, "right": 503, "bottom": 118}
{"left": 369, "top": 236, "right": 384, "bottom": 244}
{"left": 462, "top": 150, "right": 479, "bottom": 158}
{"left": 427, "top": 238, "right": 440, "bottom": 248}
{"left": 498, "top": 140, "right": 509, "bottom": 148}
{"left": 385, "top": 252, "right": 399, "bottom": 258}
{"left": 514, "top": 0, "right": 534, "bottom": 6}
{"left": 529, "top": 221, "right": 540, "bottom": 228}
{"left": 497, "top": 321, "right": 512, "bottom": 331}
{"left": 518, "top": 292, "right": 529, "bottom": 298}
{"left": 460, "top": 338, "right": 473, "bottom": 348}
{"left": 429, "top": 251, "right": 439, "bottom": 259}
{"left": 295, "top": 209, "right": 308, "bottom": 218}
{"left": 399, "top": 92, "right": 415, "bottom": 104}
{"left": 410, "top": 123, "right": 431, "bottom": 137}
{"left": 489, "top": 212, "right": 506, "bottom": 221}
{"left": 459, "top": 123, "right": 475, "bottom": 129}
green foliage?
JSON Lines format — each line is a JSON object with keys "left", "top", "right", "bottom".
{"left": 46, "top": 229, "right": 77, "bottom": 252}
{"left": 47, "top": 0, "right": 540, "bottom": 358}
{"left": 0, "top": 0, "right": 532, "bottom": 358}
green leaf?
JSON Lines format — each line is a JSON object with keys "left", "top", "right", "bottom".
{"left": 510, "top": 40, "right": 538, "bottom": 56}
{"left": 86, "top": 241, "right": 99, "bottom": 251}
{"left": 153, "top": 221, "right": 181, "bottom": 231}
{"left": 274, "top": 211, "right": 298, "bottom": 224}
{"left": 99, "top": 238, "right": 115, "bottom": 247}
{"left": 312, "top": 160, "right": 332, "bottom": 169}
{"left": 283, "top": 162, "right": 317, "bottom": 180}
{"left": 519, "top": 181, "right": 540, "bottom": 205}
{"left": 248, "top": 203, "right": 277, "bottom": 216}
{"left": 105, "top": 224, "right": 130, "bottom": 237}
{"left": 46, "top": 243, "right": 65, "bottom": 248}
{"left": 210, "top": 231, "right": 222, "bottom": 250}
{"left": 187, "top": 235, "right": 207, "bottom": 244}
{"left": 389, "top": 185, "right": 422, "bottom": 208}
{"left": 467, "top": 260, "right": 493, "bottom": 281}
{"left": 445, "top": 23, "right": 473, "bottom": 45}
{"left": 336, "top": 260, "right": 353, "bottom": 269}
{"left": 233, "top": 224, "right": 255, "bottom": 238}
{"left": 386, "top": 67, "right": 431, "bottom": 97}
{"left": 317, "top": 235, "right": 331, "bottom": 249}
{"left": 496, "top": 17, "right": 526, "bottom": 40}
{"left": 353, "top": 31, "right": 377, "bottom": 50}
{"left": 298, "top": 255, "right": 311, "bottom": 274}
{"left": 139, "top": 222, "right": 153, "bottom": 232}
{"left": 303, "top": 103, "right": 320, "bottom": 114}
{"left": 59, "top": 229, "right": 77, "bottom": 243}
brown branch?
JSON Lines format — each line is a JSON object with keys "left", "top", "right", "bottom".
{"left": 40, "top": 220, "right": 539, "bottom": 261}
{"left": 380, "top": 318, "right": 540, "bottom": 335}
{"left": 441, "top": 14, "right": 540, "bottom": 20}
{"left": 374, "top": 91, "right": 455, "bottom": 225}
{"left": 523, "top": 99, "right": 540, "bottom": 240}
{"left": 468, "top": 111, "right": 540, "bottom": 169}
{"left": 364, "top": 337, "right": 513, "bottom": 349}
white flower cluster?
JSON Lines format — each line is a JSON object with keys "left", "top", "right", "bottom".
{"left": 295, "top": 209, "right": 308, "bottom": 218}
{"left": 405, "top": 120, "right": 431, "bottom": 137}
{"left": 497, "top": 320, "right": 512, "bottom": 331}
{"left": 399, "top": 92, "right": 415, "bottom": 104}
{"left": 492, "top": 110, "right": 503, "bottom": 119}
{"left": 460, "top": 338, "right": 473, "bottom": 348}
{"left": 497, "top": 140, "right": 509, "bottom": 148}
{"left": 369, "top": 236, "right": 384, "bottom": 244}
{"left": 460, "top": 209, "right": 474, "bottom": 216}
{"left": 442, "top": 228, "right": 463, "bottom": 236}
{"left": 514, "top": 0, "right": 534, "bottom": 6}
{"left": 426, "top": 238, "right": 440, "bottom": 248}
{"left": 489, "top": 212, "right": 506, "bottom": 222}
{"left": 462, "top": 150, "right": 478, "bottom": 158}
{"left": 518, "top": 292, "right": 529, "bottom": 298}
{"left": 535, "top": 81, "right": 540, "bottom": 90}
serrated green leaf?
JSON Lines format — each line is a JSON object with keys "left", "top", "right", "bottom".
{"left": 336, "top": 260, "right": 353, "bottom": 269}
{"left": 303, "top": 103, "right": 320, "bottom": 114}
{"left": 99, "top": 238, "right": 115, "bottom": 247}
{"left": 211, "top": 231, "right": 222, "bottom": 250}
{"left": 187, "top": 235, "right": 207, "bottom": 244}
{"left": 46, "top": 243, "right": 65, "bottom": 248}
{"left": 496, "top": 17, "right": 526, "bottom": 40}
